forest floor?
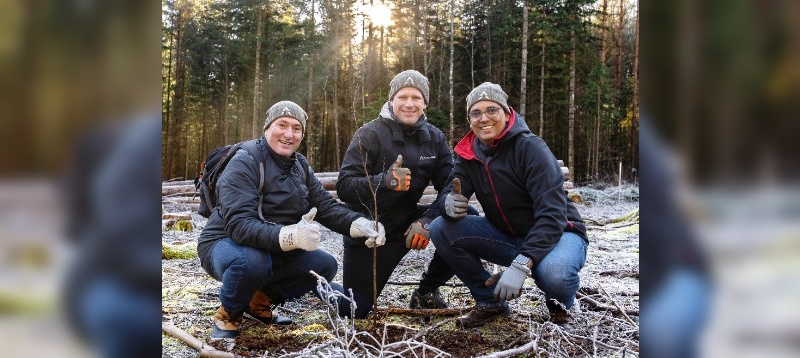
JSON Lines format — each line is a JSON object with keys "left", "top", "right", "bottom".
{"left": 161, "top": 184, "right": 639, "bottom": 357}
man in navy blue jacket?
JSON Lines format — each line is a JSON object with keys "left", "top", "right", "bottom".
{"left": 198, "top": 101, "right": 385, "bottom": 339}
{"left": 430, "top": 83, "right": 588, "bottom": 328}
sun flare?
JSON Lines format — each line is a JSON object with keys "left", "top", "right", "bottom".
{"left": 364, "top": 3, "right": 393, "bottom": 28}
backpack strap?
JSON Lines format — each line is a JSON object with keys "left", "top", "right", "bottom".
{"left": 295, "top": 154, "right": 309, "bottom": 184}
{"left": 239, "top": 140, "right": 268, "bottom": 222}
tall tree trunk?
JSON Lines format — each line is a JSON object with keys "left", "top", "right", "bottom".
{"left": 334, "top": 62, "right": 341, "bottom": 169}
{"left": 184, "top": 129, "right": 190, "bottom": 180}
{"left": 485, "top": 2, "right": 492, "bottom": 79}
{"left": 167, "top": 9, "right": 185, "bottom": 180}
{"left": 614, "top": 0, "right": 625, "bottom": 95}
{"left": 361, "top": 3, "right": 367, "bottom": 119}
{"left": 615, "top": 0, "right": 626, "bottom": 177}
{"left": 469, "top": 13, "right": 476, "bottom": 88}
{"left": 163, "top": 27, "right": 174, "bottom": 178}
{"left": 224, "top": 59, "right": 230, "bottom": 144}
{"left": 366, "top": 0, "right": 375, "bottom": 103}
{"left": 423, "top": 0, "right": 429, "bottom": 73}
{"left": 519, "top": 0, "right": 529, "bottom": 121}
{"left": 631, "top": 8, "right": 639, "bottom": 172}
{"left": 334, "top": 14, "right": 342, "bottom": 170}
{"left": 307, "top": 0, "right": 316, "bottom": 167}
{"left": 252, "top": 6, "right": 264, "bottom": 138}
{"left": 538, "top": 39, "right": 545, "bottom": 137}
{"left": 448, "top": 2, "right": 455, "bottom": 146}
{"left": 568, "top": 30, "right": 576, "bottom": 183}
{"left": 595, "top": 0, "right": 608, "bottom": 180}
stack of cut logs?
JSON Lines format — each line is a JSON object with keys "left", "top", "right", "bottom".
{"left": 162, "top": 160, "right": 572, "bottom": 213}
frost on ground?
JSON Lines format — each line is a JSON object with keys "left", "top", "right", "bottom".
{"left": 162, "top": 184, "right": 639, "bottom": 357}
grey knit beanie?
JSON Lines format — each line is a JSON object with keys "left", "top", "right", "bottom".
{"left": 388, "top": 70, "right": 430, "bottom": 104}
{"left": 466, "top": 82, "right": 511, "bottom": 114}
{"left": 263, "top": 101, "right": 308, "bottom": 131}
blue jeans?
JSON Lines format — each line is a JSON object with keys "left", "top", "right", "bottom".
{"left": 641, "top": 269, "right": 710, "bottom": 358}
{"left": 207, "top": 238, "right": 341, "bottom": 314}
{"left": 429, "top": 216, "right": 587, "bottom": 311}
{"left": 78, "top": 278, "right": 161, "bottom": 357}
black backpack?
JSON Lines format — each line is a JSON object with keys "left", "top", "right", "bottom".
{"left": 195, "top": 139, "right": 308, "bottom": 218}
{"left": 195, "top": 140, "right": 263, "bottom": 218}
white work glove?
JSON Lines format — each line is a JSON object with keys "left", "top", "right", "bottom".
{"left": 444, "top": 178, "right": 469, "bottom": 219}
{"left": 279, "top": 208, "right": 321, "bottom": 251}
{"left": 491, "top": 254, "right": 532, "bottom": 301}
{"left": 350, "top": 217, "right": 386, "bottom": 248}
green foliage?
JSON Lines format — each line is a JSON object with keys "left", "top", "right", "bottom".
{"left": 425, "top": 108, "right": 449, "bottom": 130}
{"left": 361, "top": 99, "right": 386, "bottom": 124}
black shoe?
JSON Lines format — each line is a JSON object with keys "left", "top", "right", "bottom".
{"left": 457, "top": 305, "right": 510, "bottom": 328}
{"left": 244, "top": 308, "right": 293, "bottom": 325}
{"left": 549, "top": 308, "right": 574, "bottom": 328}
{"left": 409, "top": 288, "right": 447, "bottom": 309}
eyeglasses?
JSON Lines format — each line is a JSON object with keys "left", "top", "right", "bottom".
{"left": 468, "top": 107, "right": 502, "bottom": 122}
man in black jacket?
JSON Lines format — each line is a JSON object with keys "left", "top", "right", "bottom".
{"left": 197, "top": 101, "right": 385, "bottom": 339}
{"left": 429, "top": 83, "right": 589, "bottom": 328}
{"left": 336, "top": 70, "right": 477, "bottom": 318}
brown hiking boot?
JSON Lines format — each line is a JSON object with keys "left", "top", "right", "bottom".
{"left": 244, "top": 289, "right": 292, "bottom": 326}
{"left": 550, "top": 308, "right": 574, "bottom": 328}
{"left": 212, "top": 306, "right": 242, "bottom": 339}
{"left": 457, "top": 304, "right": 510, "bottom": 328}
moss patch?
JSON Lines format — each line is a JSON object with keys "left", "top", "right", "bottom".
{"left": 162, "top": 242, "right": 198, "bottom": 260}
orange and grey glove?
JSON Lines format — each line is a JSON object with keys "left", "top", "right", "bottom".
{"left": 444, "top": 178, "right": 469, "bottom": 219}
{"left": 382, "top": 154, "right": 411, "bottom": 191}
{"left": 404, "top": 216, "right": 433, "bottom": 250}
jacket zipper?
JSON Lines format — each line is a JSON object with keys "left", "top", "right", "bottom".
{"left": 483, "top": 161, "right": 516, "bottom": 236}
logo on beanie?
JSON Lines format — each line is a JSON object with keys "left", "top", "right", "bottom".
{"left": 404, "top": 77, "right": 415, "bottom": 86}
{"left": 479, "top": 91, "right": 489, "bottom": 100}
{"left": 281, "top": 107, "right": 293, "bottom": 116}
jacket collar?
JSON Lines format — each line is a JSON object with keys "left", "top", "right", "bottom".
{"left": 379, "top": 102, "right": 431, "bottom": 143}
{"left": 259, "top": 135, "right": 297, "bottom": 172}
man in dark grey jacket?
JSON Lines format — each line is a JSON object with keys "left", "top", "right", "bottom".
{"left": 430, "top": 83, "right": 588, "bottom": 328}
{"left": 197, "top": 101, "right": 385, "bottom": 339}
{"left": 336, "top": 70, "right": 476, "bottom": 318}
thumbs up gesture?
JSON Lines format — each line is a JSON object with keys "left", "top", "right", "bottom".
{"left": 383, "top": 154, "right": 411, "bottom": 191}
{"left": 279, "top": 207, "right": 321, "bottom": 251}
{"left": 444, "top": 178, "right": 469, "bottom": 219}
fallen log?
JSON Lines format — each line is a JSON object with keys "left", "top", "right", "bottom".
{"left": 162, "top": 185, "right": 196, "bottom": 196}
{"left": 163, "top": 168, "right": 572, "bottom": 212}
{"left": 162, "top": 321, "right": 235, "bottom": 358}
{"left": 378, "top": 307, "right": 472, "bottom": 317}
{"left": 163, "top": 212, "right": 192, "bottom": 220}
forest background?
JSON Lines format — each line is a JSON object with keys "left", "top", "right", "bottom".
{"left": 161, "top": 0, "right": 639, "bottom": 183}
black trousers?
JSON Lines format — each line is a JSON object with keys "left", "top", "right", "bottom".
{"left": 338, "top": 205, "right": 478, "bottom": 318}
{"left": 339, "top": 236, "right": 453, "bottom": 318}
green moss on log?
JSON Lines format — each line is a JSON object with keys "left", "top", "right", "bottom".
{"left": 172, "top": 220, "right": 194, "bottom": 231}
{"left": 162, "top": 242, "right": 198, "bottom": 260}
